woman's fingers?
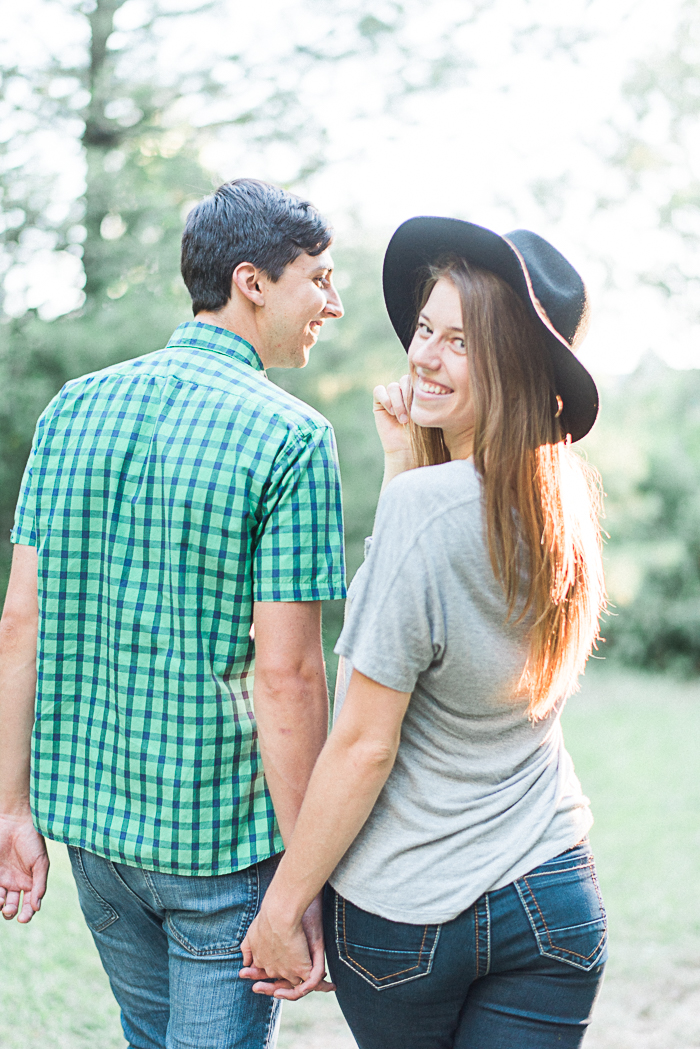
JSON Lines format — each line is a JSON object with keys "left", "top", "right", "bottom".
{"left": 387, "top": 380, "right": 409, "bottom": 425}
{"left": 271, "top": 973, "right": 336, "bottom": 1000}
{"left": 373, "top": 384, "right": 393, "bottom": 415}
{"left": 373, "top": 382, "right": 409, "bottom": 424}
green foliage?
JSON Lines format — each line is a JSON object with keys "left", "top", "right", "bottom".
{"left": 581, "top": 355, "right": 700, "bottom": 673}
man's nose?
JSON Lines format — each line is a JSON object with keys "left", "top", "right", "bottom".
{"left": 324, "top": 283, "right": 344, "bottom": 319}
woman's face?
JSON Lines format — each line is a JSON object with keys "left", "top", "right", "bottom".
{"left": 408, "top": 277, "right": 475, "bottom": 459}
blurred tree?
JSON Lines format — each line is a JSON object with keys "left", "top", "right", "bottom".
{"left": 613, "top": 1, "right": 700, "bottom": 316}
{"left": 581, "top": 355, "right": 700, "bottom": 674}
{"left": 0, "top": 0, "right": 497, "bottom": 599}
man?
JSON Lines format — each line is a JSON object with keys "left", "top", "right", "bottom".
{"left": 0, "top": 178, "right": 345, "bottom": 1048}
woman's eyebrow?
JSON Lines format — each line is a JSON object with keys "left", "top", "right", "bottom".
{"left": 420, "top": 312, "right": 463, "bottom": 334}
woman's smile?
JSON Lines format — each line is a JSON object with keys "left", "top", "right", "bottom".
{"left": 414, "top": 375, "right": 454, "bottom": 397}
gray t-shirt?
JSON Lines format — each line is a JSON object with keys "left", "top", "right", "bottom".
{"left": 331, "top": 459, "right": 593, "bottom": 924}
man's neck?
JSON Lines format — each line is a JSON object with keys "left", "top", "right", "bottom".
{"left": 195, "top": 306, "right": 260, "bottom": 354}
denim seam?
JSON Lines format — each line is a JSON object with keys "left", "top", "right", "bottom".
{"left": 342, "top": 897, "right": 430, "bottom": 980}
{"left": 524, "top": 861, "right": 595, "bottom": 878}
{"left": 248, "top": 862, "right": 260, "bottom": 931}
{"left": 590, "top": 866, "right": 607, "bottom": 921}
{"left": 335, "top": 892, "right": 440, "bottom": 990}
{"left": 72, "top": 848, "right": 120, "bottom": 932}
{"left": 474, "top": 903, "right": 480, "bottom": 978}
{"left": 515, "top": 878, "right": 606, "bottom": 970}
{"left": 143, "top": 870, "right": 166, "bottom": 911}
{"left": 262, "top": 994, "right": 279, "bottom": 1048}
{"left": 524, "top": 877, "right": 604, "bottom": 961}
{"left": 164, "top": 867, "right": 257, "bottom": 957}
{"left": 485, "top": 893, "right": 491, "bottom": 976}
{"left": 104, "top": 859, "right": 161, "bottom": 915}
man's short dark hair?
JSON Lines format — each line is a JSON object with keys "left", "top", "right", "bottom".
{"left": 181, "top": 178, "right": 333, "bottom": 315}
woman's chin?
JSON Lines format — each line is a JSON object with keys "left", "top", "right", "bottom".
{"left": 410, "top": 407, "right": 446, "bottom": 430}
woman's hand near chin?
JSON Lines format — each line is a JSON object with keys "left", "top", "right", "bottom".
{"left": 373, "top": 375, "right": 414, "bottom": 490}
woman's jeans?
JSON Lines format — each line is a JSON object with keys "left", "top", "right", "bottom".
{"left": 323, "top": 840, "right": 607, "bottom": 1049}
{"left": 68, "top": 846, "right": 282, "bottom": 1049}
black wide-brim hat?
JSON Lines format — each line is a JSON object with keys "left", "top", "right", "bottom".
{"left": 382, "top": 217, "right": 599, "bottom": 442}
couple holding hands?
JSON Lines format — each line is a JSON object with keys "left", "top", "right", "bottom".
{"left": 0, "top": 178, "right": 607, "bottom": 1049}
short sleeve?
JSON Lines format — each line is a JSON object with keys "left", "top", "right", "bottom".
{"left": 334, "top": 479, "right": 445, "bottom": 693}
{"left": 10, "top": 413, "right": 48, "bottom": 547}
{"left": 253, "top": 424, "right": 346, "bottom": 602}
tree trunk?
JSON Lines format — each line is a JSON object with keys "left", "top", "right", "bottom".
{"left": 81, "top": 0, "right": 128, "bottom": 304}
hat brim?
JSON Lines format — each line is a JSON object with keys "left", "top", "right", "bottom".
{"left": 382, "top": 216, "right": 599, "bottom": 442}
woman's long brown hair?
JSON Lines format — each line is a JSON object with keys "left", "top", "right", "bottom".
{"left": 409, "top": 257, "right": 606, "bottom": 719}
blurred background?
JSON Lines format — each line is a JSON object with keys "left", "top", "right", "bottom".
{"left": 1, "top": 1, "right": 699, "bottom": 1047}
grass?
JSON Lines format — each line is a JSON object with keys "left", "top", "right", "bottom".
{"left": 1, "top": 668, "right": 699, "bottom": 1048}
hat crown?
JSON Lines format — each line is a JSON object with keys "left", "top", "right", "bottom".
{"left": 505, "top": 230, "right": 588, "bottom": 348}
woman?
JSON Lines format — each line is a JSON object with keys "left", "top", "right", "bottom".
{"left": 240, "top": 217, "right": 608, "bottom": 1048}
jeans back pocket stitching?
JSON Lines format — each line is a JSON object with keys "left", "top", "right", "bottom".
{"left": 165, "top": 868, "right": 256, "bottom": 957}
{"left": 524, "top": 861, "right": 595, "bottom": 878}
{"left": 516, "top": 878, "right": 606, "bottom": 967}
{"left": 105, "top": 860, "right": 162, "bottom": 916}
{"left": 337, "top": 895, "right": 439, "bottom": 986}
{"left": 71, "top": 848, "right": 120, "bottom": 932}
{"left": 143, "top": 869, "right": 166, "bottom": 911}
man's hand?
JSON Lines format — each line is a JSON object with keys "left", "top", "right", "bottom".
{"left": 0, "top": 544, "right": 44, "bottom": 924}
{"left": 239, "top": 893, "right": 335, "bottom": 1001}
{"left": 0, "top": 812, "right": 48, "bottom": 922}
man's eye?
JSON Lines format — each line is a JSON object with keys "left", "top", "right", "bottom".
{"left": 315, "top": 276, "right": 329, "bottom": 287}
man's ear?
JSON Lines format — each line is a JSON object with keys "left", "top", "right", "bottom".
{"left": 231, "top": 262, "right": 266, "bottom": 306}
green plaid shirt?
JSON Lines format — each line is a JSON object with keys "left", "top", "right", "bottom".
{"left": 12, "top": 321, "right": 345, "bottom": 874}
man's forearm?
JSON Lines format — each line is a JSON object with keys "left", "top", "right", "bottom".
{"left": 254, "top": 666, "right": 328, "bottom": 846}
{"left": 0, "top": 546, "right": 38, "bottom": 814}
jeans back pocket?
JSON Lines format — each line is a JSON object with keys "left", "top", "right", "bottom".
{"left": 334, "top": 891, "right": 441, "bottom": 991}
{"left": 515, "top": 846, "right": 608, "bottom": 972}
{"left": 68, "top": 846, "right": 120, "bottom": 933}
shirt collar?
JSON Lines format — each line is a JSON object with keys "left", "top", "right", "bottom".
{"left": 166, "top": 321, "right": 265, "bottom": 373}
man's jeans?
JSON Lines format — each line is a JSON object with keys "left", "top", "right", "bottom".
{"left": 324, "top": 840, "right": 607, "bottom": 1049}
{"left": 68, "top": 846, "right": 282, "bottom": 1049}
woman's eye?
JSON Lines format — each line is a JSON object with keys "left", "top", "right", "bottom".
{"left": 417, "top": 322, "right": 432, "bottom": 336}
{"left": 452, "top": 337, "right": 466, "bottom": 353}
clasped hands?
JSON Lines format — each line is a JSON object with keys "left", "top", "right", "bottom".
{"left": 239, "top": 892, "right": 336, "bottom": 1001}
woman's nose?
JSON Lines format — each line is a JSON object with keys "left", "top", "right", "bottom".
{"left": 410, "top": 336, "right": 442, "bottom": 371}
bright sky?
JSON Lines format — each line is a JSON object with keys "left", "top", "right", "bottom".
{"left": 2, "top": 0, "right": 697, "bottom": 373}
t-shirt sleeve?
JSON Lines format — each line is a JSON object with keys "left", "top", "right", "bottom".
{"left": 253, "top": 423, "right": 346, "bottom": 602}
{"left": 10, "top": 411, "right": 50, "bottom": 547}
{"left": 334, "top": 477, "right": 445, "bottom": 693}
